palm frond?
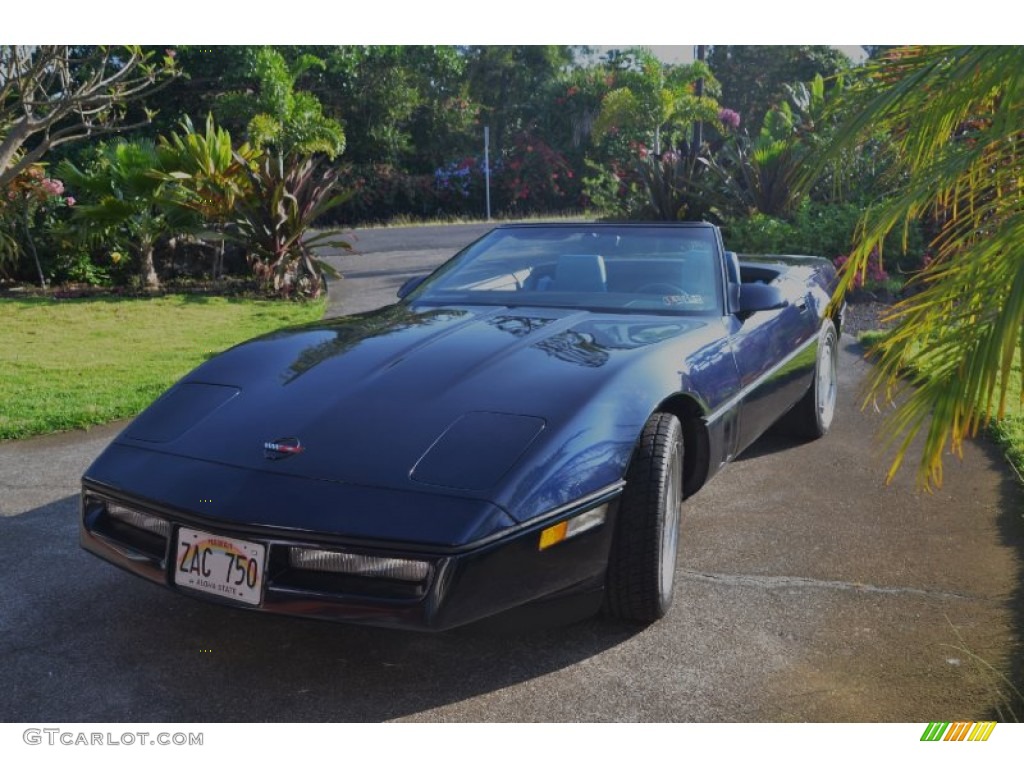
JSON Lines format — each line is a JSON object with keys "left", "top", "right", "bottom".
{"left": 817, "top": 46, "right": 1024, "bottom": 486}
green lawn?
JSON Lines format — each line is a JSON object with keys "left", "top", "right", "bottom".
{"left": 0, "top": 295, "right": 325, "bottom": 440}
{"left": 859, "top": 330, "right": 1024, "bottom": 482}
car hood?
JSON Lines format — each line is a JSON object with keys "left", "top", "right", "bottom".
{"left": 113, "top": 303, "right": 725, "bottom": 508}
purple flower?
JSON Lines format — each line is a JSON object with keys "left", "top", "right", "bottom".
{"left": 718, "top": 108, "right": 741, "bottom": 130}
{"left": 65, "top": 196, "right": 76, "bottom": 207}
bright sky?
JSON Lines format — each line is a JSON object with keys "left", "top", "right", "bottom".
{"left": 0, "top": 1, "right": 1010, "bottom": 44}
{"left": 592, "top": 46, "right": 868, "bottom": 65}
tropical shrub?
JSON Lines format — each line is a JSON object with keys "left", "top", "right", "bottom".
{"left": 155, "top": 114, "right": 260, "bottom": 277}
{"left": 58, "top": 140, "right": 185, "bottom": 289}
{"left": 634, "top": 150, "right": 717, "bottom": 221}
{"left": 581, "top": 158, "right": 646, "bottom": 219}
{"left": 228, "top": 152, "right": 351, "bottom": 298}
{"left": 720, "top": 212, "right": 798, "bottom": 255}
{"left": 701, "top": 130, "right": 806, "bottom": 219}
{"left": 721, "top": 201, "right": 927, "bottom": 289}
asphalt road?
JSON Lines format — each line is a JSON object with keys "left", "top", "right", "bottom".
{"left": 1, "top": 223, "right": 1022, "bottom": 722}
{"left": 323, "top": 222, "right": 496, "bottom": 316}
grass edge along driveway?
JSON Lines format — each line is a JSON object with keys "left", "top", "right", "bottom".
{"left": 1, "top": 295, "right": 325, "bottom": 440}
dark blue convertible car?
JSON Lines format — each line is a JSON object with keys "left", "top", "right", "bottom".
{"left": 81, "top": 222, "right": 842, "bottom": 629}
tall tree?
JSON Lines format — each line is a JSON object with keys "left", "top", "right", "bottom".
{"left": 707, "top": 45, "right": 850, "bottom": 135}
{"left": 219, "top": 48, "right": 346, "bottom": 159}
{"left": 0, "top": 46, "right": 177, "bottom": 187}
{"left": 591, "top": 48, "right": 721, "bottom": 154}
{"left": 812, "top": 46, "right": 1024, "bottom": 486}
{"left": 137, "top": 45, "right": 255, "bottom": 137}
{"left": 463, "top": 46, "right": 574, "bottom": 156}
{"left": 139, "top": 47, "right": 346, "bottom": 159}
{"left": 309, "top": 46, "right": 475, "bottom": 170}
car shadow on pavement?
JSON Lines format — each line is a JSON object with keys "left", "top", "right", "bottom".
{"left": 728, "top": 422, "right": 807, "bottom": 463}
{"left": 0, "top": 494, "right": 641, "bottom": 723}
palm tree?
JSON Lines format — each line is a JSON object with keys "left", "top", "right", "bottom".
{"left": 59, "top": 140, "right": 177, "bottom": 289}
{"left": 592, "top": 51, "right": 721, "bottom": 155}
{"left": 814, "top": 46, "right": 1024, "bottom": 487}
{"left": 155, "top": 114, "right": 259, "bottom": 278}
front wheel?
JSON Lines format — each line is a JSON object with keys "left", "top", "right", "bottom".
{"left": 604, "top": 412, "right": 683, "bottom": 623}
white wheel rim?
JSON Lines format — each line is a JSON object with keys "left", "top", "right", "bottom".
{"left": 659, "top": 443, "right": 682, "bottom": 600}
{"left": 817, "top": 334, "right": 837, "bottom": 428}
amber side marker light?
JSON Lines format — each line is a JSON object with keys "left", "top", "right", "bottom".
{"left": 539, "top": 504, "right": 608, "bottom": 550}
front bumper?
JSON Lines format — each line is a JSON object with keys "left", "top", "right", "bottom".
{"left": 79, "top": 484, "right": 620, "bottom": 631}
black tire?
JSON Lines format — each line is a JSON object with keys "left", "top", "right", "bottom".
{"left": 604, "top": 412, "right": 683, "bottom": 623}
{"left": 783, "top": 321, "right": 839, "bottom": 439}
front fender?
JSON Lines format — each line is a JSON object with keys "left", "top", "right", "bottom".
{"left": 491, "top": 347, "right": 729, "bottom": 523}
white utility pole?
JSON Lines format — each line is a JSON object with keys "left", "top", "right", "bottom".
{"left": 484, "top": 126, "right": 492, "bottom": 221}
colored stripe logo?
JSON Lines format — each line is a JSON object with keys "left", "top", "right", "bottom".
{"left": 921, "top": 722, "right": 996, "bottom": 741}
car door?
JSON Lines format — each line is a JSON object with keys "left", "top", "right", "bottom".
{"left": 729, "top": 283, "right": 819, "bottom": 453}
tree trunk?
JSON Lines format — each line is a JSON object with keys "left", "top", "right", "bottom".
{"left": 215, "top": 236, "right": 225, "bottom": 280}
{"left": 20, "top": 206, "right": 46, "bottom": 289}
{"left": 140, "top": 241, "right": 160, "bottom": 289}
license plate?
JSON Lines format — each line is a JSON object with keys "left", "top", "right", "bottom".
{"left": 173, "top": 527, "right": 266, "bottom": 606}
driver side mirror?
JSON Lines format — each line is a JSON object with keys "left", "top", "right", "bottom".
{"left": 397, "top": 274, "right": 428, "bottom": 299}
{"left": 738, "top": 283, "right": 788, "bottom": 314}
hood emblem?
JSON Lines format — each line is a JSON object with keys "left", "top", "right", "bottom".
{"left": 264, "top": 437, "right": 304, "bottom": 460}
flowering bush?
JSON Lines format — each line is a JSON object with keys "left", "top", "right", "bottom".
{"left": 834, "top": 248, "right": 888, "bottom": 289}
{"left": 434, "top": 157, "right": 479, "bottom": 199}
{"left": 327, "top": 134, "right": 582, "bottom": 225}
{"left": 498, "top": 130, "right": 577, "bottom": 213}
{"left": 2, "top": 165, "right": 76, "bottom": 209}
{"left": 0, "top": 164, "right": 78, "bottom": 284}
{"left": 329, "top": 164, "right": 447, "bottom": 224}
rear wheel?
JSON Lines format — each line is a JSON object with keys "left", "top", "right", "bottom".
{"left": 604, "top": 412, "right": 683, "bottom": 623}
{"left": 783, "top": 321, "right": 838, "bottom": 439}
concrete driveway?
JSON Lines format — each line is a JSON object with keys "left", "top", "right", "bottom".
{"left": 0, "top": 223, "right": 1021, "bottom": 722}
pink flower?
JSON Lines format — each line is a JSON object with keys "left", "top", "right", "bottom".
{"left": 40, "top": 178, "right": 65, "bottom": 196}
{"left": 718, "top": 108, "right": 741, "bottom": 130}
{"left": 65, "top": 196, "right": 76, "bottom": 207}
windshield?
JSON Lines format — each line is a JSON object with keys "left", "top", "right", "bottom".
{"left": 408, "top": 225, "right": 724, "bottom": 316}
